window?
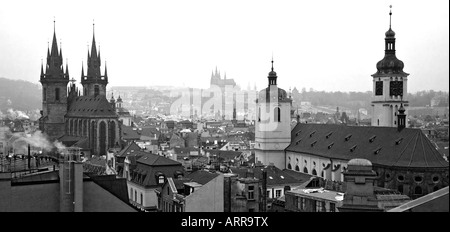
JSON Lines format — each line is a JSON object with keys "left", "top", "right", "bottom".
{"left": 312, "top": 169, "right": 317, "bottom": 176}
{"left": 375, "top": 81, "right": 383, "bottom": 96}
{"left": 140, "top": 193, "right": 143, "bottom": 205}
{"left": 287, "top": 163, "right": 292, "bottom": 170}
{"left": 43, "top": 87, "right": 47, "bottom": 101}
{"left": 316, "top": 201, "right": 325, "bottom": 212}
{"left": 135, "top": 190, "right": 137, "bottom": 202}
{"left": 248, "top": 185, "right": 255, "bottom": 200}
{"left": 266, "top": 190, "right": 270, "bottom": 198}
{"left": 158, "top": 175, "right": 165, "bottom": 184}
{"left": 258, "top": 108, "right": 261, "bottom": 122}
{"left": 397, "top": 185, "right": 403, "bottom": 194}
{"left": 329, "top": 203, "right": 336, "bottom": 212}
{"left": 129, "top": 188, "right": 133, "bottom": 200}
{"left": 303, "top": 167, "right": 308, "bottom": 174}
{"left": 275, "top": 190, "right": 282, "bottom": 198}
{"left": 94, "top": 85, "right": 100, "bottom": 96}
{"left": 397, "top": 175, "right": 404, "bottom": 182}
{"left": 55, "top": 88, "right": 60, "bottom": 101}
{"left": 414, "top": 176, "right": 423, "bottom": 183}
{"left": 274, "top": 107, "right": 281, "bottom": 122}
{"left": 432, "top": 176, "right": 440, "bottom": 183}
{"left": 295, "top": 165, "right": 299, "bottom": 171}
{"left": 414, "top": 186, "right": 422, "bottom": 195}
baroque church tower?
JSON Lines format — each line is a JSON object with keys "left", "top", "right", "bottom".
{"left": 39, "top": 21, "right": 70, "bottom": 140}
{"left": 81, "top": 23, "right": 108, "bottom": 97}
{"left": 371, "top": 7, "right": 409, "bottom": 127}
{"left": 255, "top": 60, "right": 292, "bottom": 169}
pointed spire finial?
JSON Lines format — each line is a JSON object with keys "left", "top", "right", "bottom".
{"left": 271, "top": 56, "right": 274, "bottom": 72}
{"left": 53, "top": 16, "right": 55, "bottom": 32}
{"left": 389, "top": 5, "right": 392, "bottom": 29}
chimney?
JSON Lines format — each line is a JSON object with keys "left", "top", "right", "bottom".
{"left": 261, "top": 169, "right": 267, "bottom": 212}
{"left": 59, "top": 149, "right": 83, "bottom": 212}
{"left": 27, "top": 144, "right": 31, "bottom": 170}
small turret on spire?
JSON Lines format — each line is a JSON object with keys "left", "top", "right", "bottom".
{"left": 40, "top": 59, "right": 44, "bottom": 78}
{"left": 81, "top": 61, "right": 84, "bottom": 80}
{"left": 104, "top": 61, "right": 108, "bottom": 79}
{"left": 65, "top": 59, "right": 69, "bottom": 77}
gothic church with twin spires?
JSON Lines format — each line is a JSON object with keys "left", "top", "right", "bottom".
{"left": 38, "top": 22, "right": 121, "bottom": 156}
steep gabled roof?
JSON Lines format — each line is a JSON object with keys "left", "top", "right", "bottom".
{"left": 67, "top": 96, "right": 117, "bottom": 117}
{"left": 117, "top": 142, "right": 142, "bottom": 157}
{"left": 186, "top": 170, "right": 219, "bottom": 185}
{"left": 287, "top": 123, "right": 449, "bottom": 169}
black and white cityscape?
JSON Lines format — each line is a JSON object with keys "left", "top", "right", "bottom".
{"left": 0, "top": 0, "right": 448, "bottom": 213}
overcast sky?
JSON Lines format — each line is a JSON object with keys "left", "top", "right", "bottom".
{"left": 0, "top": 0, "right": 448, "bottom": 93}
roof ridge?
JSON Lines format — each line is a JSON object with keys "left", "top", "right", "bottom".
{"left": 422, "top": 131, "right": 448, "bottom": 166}
{"left": 407, "top": 131, "right": 420, "bottom": 167}
{"left": 390, "top": 131, "right": 415, "bottom": 167}
{"left": 420, "top": 132, "right": 429, "bottom": 167}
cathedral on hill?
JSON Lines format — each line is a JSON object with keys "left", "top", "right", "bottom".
{"left": 38, "top": 23, "right": 121, "bottom": 156}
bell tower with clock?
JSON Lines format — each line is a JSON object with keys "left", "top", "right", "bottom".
{"left": 371, "top": 7, "right": 409, "bottom": 127}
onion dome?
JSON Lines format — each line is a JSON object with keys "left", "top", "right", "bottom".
{"left": 372, "top": 7, "right": 409, "bottom": 78}
{"left": 385, "top": 27, "right": 396, "bottom": 37}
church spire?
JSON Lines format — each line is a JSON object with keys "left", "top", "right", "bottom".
{"left": 268, "top": 57, "right": 277, "bottom": 86}
{"left": 50, "top": 18, "right": 59, "bottom": 57}
{"left": 91, "top": 20, "right": 97, "bottom": 59}
{"left": 65, "top": 59, "right": 69, "bottom": 77}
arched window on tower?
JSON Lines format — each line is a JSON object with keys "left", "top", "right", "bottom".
{"left": 258, "top": 107, "right": 261, "bottom": 122}
{"left": 43, "top": 87, "right": 47, "bottom": 102}
{"left": 274, "top": 107, "right": 281, "bottom": 122}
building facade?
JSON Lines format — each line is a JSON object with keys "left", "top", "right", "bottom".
{"left": 38, "top": 23, "right": 121, "bottom": 156}
{"left": 371, "top": 9, "right": 409, "bottom": 127}
{"left": 254, "top": 60, "right": 292, "bottom": 169}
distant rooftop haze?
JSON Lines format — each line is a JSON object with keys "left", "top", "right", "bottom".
{"left": 0, "top": 0, "right": 448, "bottom": 93}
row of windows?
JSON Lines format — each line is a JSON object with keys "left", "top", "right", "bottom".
{"left": 129, "top": 187, "right": 143, "bottom": 205}
{"left": 385, "top": 173, "right": 440, "bottom": 184}
{"left": 295, "top": 197, "right": 335, "bottom": 212}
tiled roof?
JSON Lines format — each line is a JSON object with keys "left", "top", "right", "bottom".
{"left": 117, "top": 142, "right": 142, "bottom": 157}
{"left": 287, "top": 123, "right": 449, "bottom": 169}
{"left": 137, "top": 153, "right": 182, "bottom": 166}
{"left": 230, "top": 165, "right": 303, "bottom": 186}
{"left": 205, "top": 150, "right": 243, "bottom": 160}
{"left": 121, "top": 126, "right": 141, "bottom": 140}
{"left": 131, "top": 164, "right": 184, "bottom": 187}
{"left": 186, "top": 170, "right": 219, "bottom": 185}
{"left": 67, "top": 95, "right": 117, "bottom": 117}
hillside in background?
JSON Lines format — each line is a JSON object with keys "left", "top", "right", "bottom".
{"left": 0, "top": 77, "right": 41, "bottom": 111}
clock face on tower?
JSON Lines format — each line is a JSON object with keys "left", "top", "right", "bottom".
{"left": 375, "top": 81, "right": 383, "bottom": 96}
{"left": 389, "top": 81, "right": 403, "bottom": 96}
